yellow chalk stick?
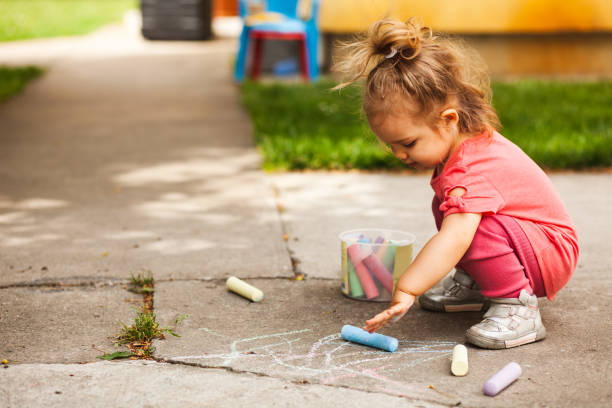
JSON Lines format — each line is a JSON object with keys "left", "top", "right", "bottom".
{"left": 340, "top": 240, "right": 349, "bottom": 295}
{"left": 226, "top": 276, "right": 264, "bottom": 302}
{"left": 451, "top": 344, "right": 469, "bottom": 376}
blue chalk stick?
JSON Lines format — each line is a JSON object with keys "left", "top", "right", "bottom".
{"left": 340, "top": 325, "right": 398, "bottom": 352}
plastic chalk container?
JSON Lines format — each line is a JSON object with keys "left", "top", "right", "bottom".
{"left": 339, "top": 228, "right": 415, "bottom": 302}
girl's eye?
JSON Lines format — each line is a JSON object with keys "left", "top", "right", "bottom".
{"left": 404, "top": 140, "right": 416, "bottom": 148}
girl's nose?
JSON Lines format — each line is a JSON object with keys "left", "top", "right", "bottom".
{"left": 392, "top": 147, "right": 407, "bottom": 160}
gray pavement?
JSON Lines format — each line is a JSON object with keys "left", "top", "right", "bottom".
{"left": 1, "top": 17, "right": 611, "bottom": 408}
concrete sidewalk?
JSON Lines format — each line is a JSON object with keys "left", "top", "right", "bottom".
{"left": 1, "top": 18, "right": 611, "bottom": 408}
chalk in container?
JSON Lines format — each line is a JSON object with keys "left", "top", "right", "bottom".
{"left": 226, "top": 276, "right": 264, "bottom": 302}
{"left": 340, "top": 325, "right": 398, "bottom": 352}
{"left": 338, "top": 229, "right": 415, "bottom": 302}
{"left": 347, "top": 260, "right": 364, "bottom": 297}
{"left": 484, "top": 362, "right": 522, "bottom": 396}
{"left": 347, "top": 244, "right": 379, "bottom": 299}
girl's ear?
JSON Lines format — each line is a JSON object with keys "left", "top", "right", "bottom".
{"left": 440, "top": 108, "right": 459, "bottom": 126}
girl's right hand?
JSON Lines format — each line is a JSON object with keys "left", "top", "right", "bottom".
{"left": 363, "top": 290, "right": 416, "bottom": 333}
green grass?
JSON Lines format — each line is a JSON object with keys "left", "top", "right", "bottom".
{"left": 129, "top": 270, "right": 155, "bottom": 294}
{"left": 119, "top": 310, "right": 181, "bottom": 344}
{"left": 0, "top": 1, "right": 137, "bottom": 103}
{"left": 241, "top": 79, "right": 393, "bottom": 171}
{"left": 117, "top": 310, "right": 181, "bottom": 358}
{"left": 241, "top": 79, "right": 612, "bottom": 171}
{"left": 99, "top": 271, "right": 187, "bottom": 360}
{"left": 492, "top": 80, "right": 612, "bottom": 169}
{"left": 0, "top": 66, "right": 44, "bottom": 103}
{"left": 111, "top": 270, "right": 187, "bottom": 359}
{"left": 0, "top": 0, "right": 138, "bottom": 42}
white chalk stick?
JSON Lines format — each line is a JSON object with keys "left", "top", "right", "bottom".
{"left": 451, "top": 344, "right": 469, "bottom": 376}
{"left": 226, "top": 276, "right": 264, "bottom": 302}
{"left": 484, "top": 362, "right": 522, "bottom": 396}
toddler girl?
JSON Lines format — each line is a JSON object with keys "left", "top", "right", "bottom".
{"left": 335, "top": 18, "right": 579, "bottom": 349}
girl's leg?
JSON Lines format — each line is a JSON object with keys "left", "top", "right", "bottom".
{"left": 432, "top": 198, "right": 547, "bottom": 348}
{"left": 457, "top": 214, "right": 545, "bottom": 298}
{"left": 431, "top": 196, "right": 545, "bottom": 298}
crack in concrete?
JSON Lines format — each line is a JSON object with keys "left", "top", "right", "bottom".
{"left": 270, "top": 182, "right": 306, "bottom": 280}
{"left": 154, "top": 358, "right": 451, "bottom": 407}
{"left": 0, "top": 277, "right": 126, "bottom": 290}
{"left": 156, "top": 357, "right": 272, "bottom": 378}
{"left": 153, "top": 276, "right": 312, "bottom": 284}
{"left": 0, "top": 276, "right": 325, "bottom": 290}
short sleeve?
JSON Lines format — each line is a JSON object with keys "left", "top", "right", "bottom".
{"left": 438, "top": 166, "right": 505, "bottom": 217}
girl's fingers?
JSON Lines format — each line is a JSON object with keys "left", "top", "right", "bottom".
{"left": 363, "top": 322, "right": 383, "bottom": 333}
{"left": 363, "top": 317, "right": 385, "bottom": 332}
{"left": 363, "top": 293, "right": 415, "bottom": 333}
{"left": 364, "top": 307, "right": 400, "bottom": 332}
{"left": 363, "top": 320, "right": 382, "bottom": 332}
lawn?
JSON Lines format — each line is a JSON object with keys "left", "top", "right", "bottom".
{"left": 241, "top": 79, "right": 612, "bottom": 171}
{"left": 0, "top": 0, "right": 137, "bottom": 103}
{"left": 0, "top": 66, "right": 44, "bottom": 103}
{"left": 0, "top": 0, "right": 138, "bottom": 42}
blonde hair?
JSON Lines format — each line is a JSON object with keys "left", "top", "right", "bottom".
{"left": 334, "top": 18, "right": 500, "bottom": 135}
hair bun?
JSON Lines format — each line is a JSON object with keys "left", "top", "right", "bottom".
{"left": 371, "top": 18, "right": 430, "bottom": 61}
{"left": 332, "top": 17, "right": 432, "bottom": 90}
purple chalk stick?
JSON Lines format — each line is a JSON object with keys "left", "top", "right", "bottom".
{"left": 484, "top": 362, "right": 522, "bottom": 396}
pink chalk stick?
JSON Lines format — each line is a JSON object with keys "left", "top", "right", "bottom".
{"left": 363, "top": 253, "right": 393, "bottom": 293}
{"left": 353, "top": 262, "right": 379, "bottom": 299}
{"left": 347, "top": 242, "right": 369, "bottom": 262}
{"left": 347, "top": 244, "right": 379, "bottom": 299}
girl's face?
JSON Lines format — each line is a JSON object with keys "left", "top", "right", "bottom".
{"left": 368, "top": 107, "right": 463, "bottom": 170}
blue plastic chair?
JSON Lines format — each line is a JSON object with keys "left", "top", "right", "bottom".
{"left": 234, "top": 0, "right": 320, "bottom": 82}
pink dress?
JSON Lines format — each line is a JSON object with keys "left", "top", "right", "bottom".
{"left": 430, "top": 131, "right": 579, "bottom": 300}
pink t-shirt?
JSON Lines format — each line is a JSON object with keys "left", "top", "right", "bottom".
{"left": 430, "top": 131, "right": 579, "bottom": 300}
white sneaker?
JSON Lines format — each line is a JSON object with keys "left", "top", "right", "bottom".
{"left": 466, "top": 289, "right": 546, "bottom": 349}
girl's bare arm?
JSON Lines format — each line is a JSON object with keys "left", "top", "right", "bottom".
{"left": 364, "top": 188, "right": 482, "bottom": 332}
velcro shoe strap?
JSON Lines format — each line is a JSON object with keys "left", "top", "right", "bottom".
{"left": 486, "top": 305, "right": 535, "bottom": 320}
{"left": 514, "top": 306, "right": 536, "bottom": 319}
{"left": 509, "top": 315, "right": 522, "bottom": 329}
{"left": 483, "top": 305, "right": 512, "bottom": 319}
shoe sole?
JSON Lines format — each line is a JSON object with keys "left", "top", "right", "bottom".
{"left": 418, "top": 296, "right": 488, "bottom": 313}
{"left": 466, "top": 326, "right": 547, "bottom": 349}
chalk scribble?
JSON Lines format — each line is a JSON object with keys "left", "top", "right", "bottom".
{"left": 170, "top": 327, "right": 455, "bottom": 395}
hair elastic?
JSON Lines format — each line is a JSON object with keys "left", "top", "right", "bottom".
{"left": 385, "top": 47, "right": 398, "bottom": 59}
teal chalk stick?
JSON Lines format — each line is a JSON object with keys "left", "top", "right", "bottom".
{"left": 341, "top": 325, "right": 398, "bottom": 352}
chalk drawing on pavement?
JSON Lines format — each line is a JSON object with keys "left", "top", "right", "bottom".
{"left": 170, "top": 327, "right": 455, "bottom": 394}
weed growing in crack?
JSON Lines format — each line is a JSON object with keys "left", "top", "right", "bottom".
{"left": 116, "top": 309, "right": 181, "bottom": 358}
{"left": 128, "top": 270, "right": 154, "bottom": 294}
{"left": 128, "top": 269, "right": 154, "bottom": 314}
{"left": 96, "top": 271, "right": 188, "bottom": 360}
